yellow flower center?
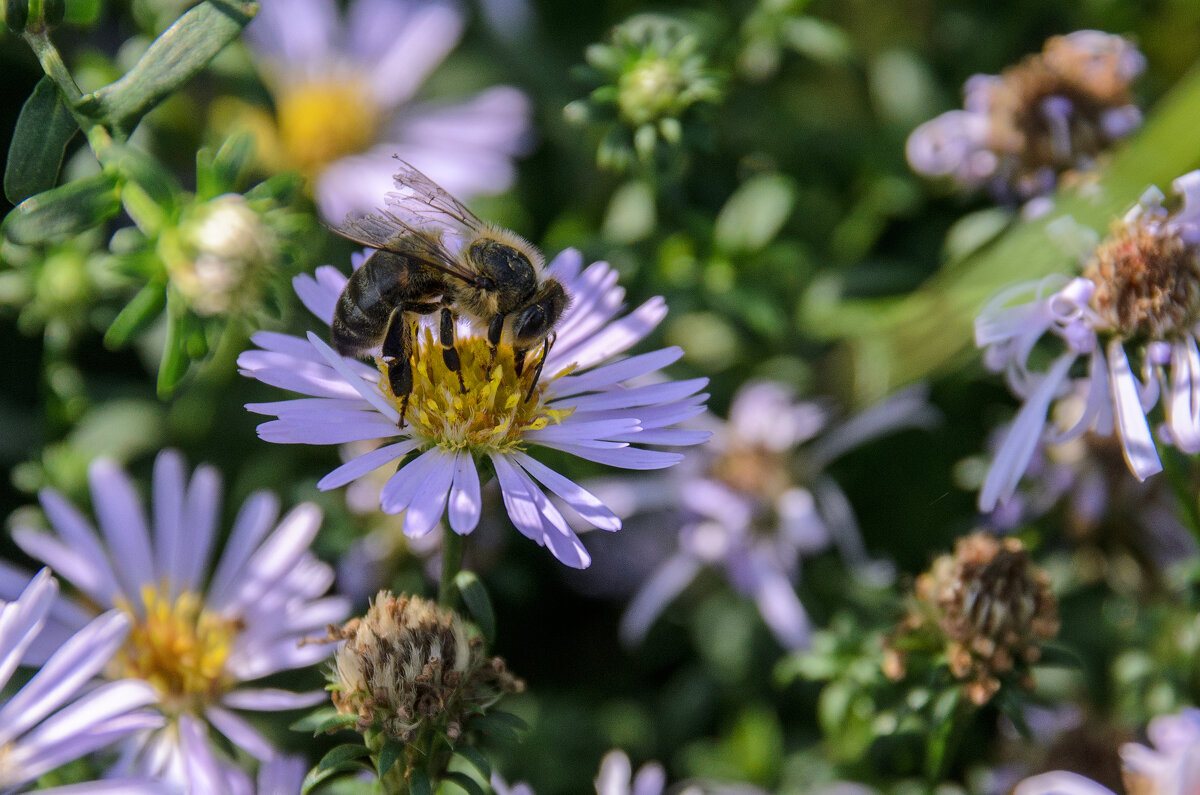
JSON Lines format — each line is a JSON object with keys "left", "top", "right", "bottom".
{"left": 112, "top": 585, "right": 239, "bottom": 714}
{"left": 379, "top": 329, "right": 574, "bottom": 454}
{"left": 275, "top": 79, "right": 380, "bottom": 176}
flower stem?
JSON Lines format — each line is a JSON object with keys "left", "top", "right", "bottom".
{"left": 439, "top": 531, "right": 464, "bottom": 608}
{"left": 23, "top": 31, "right": 115, "bottom": 160}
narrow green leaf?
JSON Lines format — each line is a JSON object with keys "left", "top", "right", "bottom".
{"left": 472, "top": 710, "right": 528, "bottom": 742}
{"left": 443, "top": 771, "right": 487, "bottom": 795}
{"left": 82, "top": 1, "right": 258, "bottom": 133}
{"left": 157, "top": 293, "right": 191, "bottom": 398}
{"left": 316, "top": 744, "right": 371, "bottom": 772}
{"left": 454, "top": 747, "right": 491, "bottom": 780}
{"left": 209, "top": 131, "right": 255, "bottom": 195}
{"left": 454, "top": 571, "right": 495, "bottom": 643}
{"left": 4, "top": 77, "right": 78, "bottom": 204}
{"left": 410, "top": 771, "right": 433, "bottom": 795}
{"left": 714, "top": 173, "right": 796, "bottom": 254}
{"left": 105, "top": 280, "right": 166, "bottom": 349}
{"left": 2, "top": 172, "right": 121, "bottom": 245}
{"left": 289, "top": 708, "right": 357, "bottom": 734}
{"left": 301, "top": 761, "right": 367, "bottom": 795}
{"left": 110, "top": 145, "right": 182, "bottom": 217}
{"left": 377, "top": 740, "right": 402, "bottom": 778}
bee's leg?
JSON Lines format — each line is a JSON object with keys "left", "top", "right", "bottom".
{"left": 381, "top": 307, "right": 415, "bottom": 428}
{"left": 523, "top": 332, "right": 555, "bottom": 403}
{"left": 439, "top": 306, "right": 465, "bottom": 394}
{"left": 512, "top": 347, "right": 527, "bottom": 377}
{"left": 486, "top": 314, "right": 505, "bottom": 369}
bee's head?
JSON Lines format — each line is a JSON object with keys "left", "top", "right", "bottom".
{"left": 464, "top": 227, "right": 544, "bottom": 311}
{"left": 511, "top": 279, "right": 569, "bottom": 348}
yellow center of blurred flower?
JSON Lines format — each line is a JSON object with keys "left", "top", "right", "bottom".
{"left": 379, "top": 330, "right": 573, "bottom": 454}
{"left": 276, "top": 79, "right": 380, "bottom": 176}
{"left": 112, "top": 585, "right": 238, "bottom": 713}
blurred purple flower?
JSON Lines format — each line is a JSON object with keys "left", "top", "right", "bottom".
{"left": 1015, "top": 708, "right": 1200, "bottom": 795}
{"left": 908, "top": 30, "right": 1143, "bottom": 204}
{"left": 975, "top": 172, "right": 1200, "bottom": 512}
{"left": 239, "top": 248, "right": 709, "bottom": 569}
{"left": 0, "top": 569, "right": 167, "bottom": 794}
{"left": 0, "top": 452, "right": 349, "bottom": 790}
{"left": 245, "top": 0, "right": 532, "bottom": 220}
{"left": 585, "top": 380, "right": 936, "bottom": 650}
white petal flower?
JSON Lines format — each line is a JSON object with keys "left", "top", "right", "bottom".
{"left": 239, "top": 248, "right": 709, "bottom": 569}
{"left": 0, "top": 454, "right": 350, "bottom": 790}
{"left": 976, "top": 171, "right": 1200, "bottom": 511}
{"left": 244, "top": 0, "right": 532, "bottom": 219}
{"left": 0, "top": 569, "right": 168, "bottom": 793}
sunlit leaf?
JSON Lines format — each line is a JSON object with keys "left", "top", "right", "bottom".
{"left": 2, "top": 171, "right": 120, "bottom": 245}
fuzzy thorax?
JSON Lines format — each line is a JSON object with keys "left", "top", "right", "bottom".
{"left": 110, "top": 585, "right": 238, "bottom": 714}
{"left": 379, "top": 328, "right": 572, "bottom": 453}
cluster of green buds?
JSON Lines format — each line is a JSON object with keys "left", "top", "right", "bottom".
{"left": 565, "top": 14, "right": 722, "bottom": 171}
{"left": 885, "top": 532, "right": 1060, "bottom": 706}
{"left": 738, "top": 0, "right": 852, "bottom": 81}
{"left": 322, "top": 591, "right": 523, "bottom": 790}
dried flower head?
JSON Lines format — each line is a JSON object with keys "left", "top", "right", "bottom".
{"left": 329, "top": 592, "right": 523, "bottom": 743}
{"left": 887, "top": 532, "right": 1059, "bottom": 705}
{"left": 908, "top": 30, "right": 1144, "bottom": 203}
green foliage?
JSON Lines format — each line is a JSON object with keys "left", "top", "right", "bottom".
{"left": 4, "top": 76, "right": 78, "bottom": 204}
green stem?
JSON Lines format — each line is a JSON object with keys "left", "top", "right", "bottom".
{"left": 23, "top": 31, "right": 115, "bottom": 159}
{"left": 439, "top": 531, "right": 464, "bottom": 608}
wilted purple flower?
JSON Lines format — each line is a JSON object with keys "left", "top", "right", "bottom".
{"left": 239, "top": 248, "right": 709, "bottom": 569}
{"left": 587, "top": 380, "right": 935, "bottom": 650}
{"left": 1015, "top": 708, "right": 1200, "bottom": 794}
{"left": 244, "top": 0, "right": 532, "bottom": 220}
{"left": 907, "top": 30, "right": 1144, "bottom": 203}
{"left": 0, "top": 569, "right": 166, "bottom": 794}
{"left": 0, "top": 452, "right": 350, "bottom": 789}
{"left": 975, "top": 172, "right": 1200, "bottom": 511}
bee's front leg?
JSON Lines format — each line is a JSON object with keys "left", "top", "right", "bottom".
{"left": 439, "top": 306, "right": 465, "bottom": 394}
{"left": 381, "top": 307, "right": 414, "bottom": 428}
{"left": 523, "top": 332, "right": 555, "bottom": 403}
{"left": 486, "top": 313, "right": 505, "bottom": 370}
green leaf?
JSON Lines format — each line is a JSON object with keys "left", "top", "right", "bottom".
{"left": 410, "top": 771, "right": 432, "bottom": 795}
{"left": 81, "top": 1, "right": 258, "bottom": 133}
{"left": 316, "top": 744, "right": 371, "bottom": 772}
{"left": 4, "top": 77, "right": 78, "bottom": 204}
{"left": 64, "top": 0, "right": 102, "bottom": 24}
{"left": 301, "top": 761, "right": 367, "bottom": 795}
{"left": 104, "top": 280, "right": 166, "bottom": 349}
{"left": 156, "top": 292, "right": 191, "bottom": 398}
{"left": 714, "top": 173, "right": 796, "bottom": 254}
{"left": 454, "top": 571, "right": 495, "bottom": 643}
{"left": 289, "top": 708, "right": 357, "bottom": 734}
{"left": 377, "top": 740, "right": 402, "bottom": 779}
{"left": 453, "top": 747, "right": 491, "bottom": 780}
{"left": 443, "top": 771, "right": 486, "bottom": 795}
{"left": 2, "top": 172, "right": 121, "bottom": 245}
{"left": 472, "top": 710, "right": 528, "bottom": 742}
{"left": 206, "top": 131, "right": 255, "bottom": 196}
{"left": 110, "top": 145, "right": 182, "bottom": 219}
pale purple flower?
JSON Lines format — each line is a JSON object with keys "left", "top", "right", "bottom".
{"left": 1015, "top": 709, "right": 1200, "bottom": 795}
{"left": 0, "top": 452, "right": 350, "bottom": 790}
{"left": 245, "top": 0, "right": 532, "bottom": 220}
{"left": 239, "top": 248, "right": 709, "bottom": 569}
{"left": 585, "top": 381, "right": 935, "bottom": 650}
{"left": 908, "top": 30, "right": 1144, "bottom": 203}
{"left": 975, "top": 172, "right": 1200, "bottom": 512}
{"left": 493, "top": 749, "right": 762, "bottom": 795}
{"left": 0, "top": 569, "right": 166, "bottom": 794}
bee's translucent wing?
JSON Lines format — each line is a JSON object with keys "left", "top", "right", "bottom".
{"left": 383, "top": 159, "right": 486, "bottom": 236}
{"left": 330, "top": 211, "right": 485, "bottom": 287}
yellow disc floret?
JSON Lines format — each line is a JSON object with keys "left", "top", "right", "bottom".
{"left": 275, "top": 79, "right": 379, "bottom": 176}
{"left": 380, "top": 329, "right": 574, "bottom": 454}
{"left": 111, "top": 585, "right": 239, "bottom": 714}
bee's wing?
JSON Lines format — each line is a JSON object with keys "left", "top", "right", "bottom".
{"left": 330, "top": 211, "right": 486, "bottom": 288}
{"left": 383, "top": 159, "right": 486, "bottom": 237}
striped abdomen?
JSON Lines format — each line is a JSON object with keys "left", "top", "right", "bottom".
{"left": 330, "top": 250, "right": 445, "bottom": 355}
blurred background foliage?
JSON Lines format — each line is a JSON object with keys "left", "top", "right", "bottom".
{"left": 4, "top": 0, "right": 1200, "bottom": 793}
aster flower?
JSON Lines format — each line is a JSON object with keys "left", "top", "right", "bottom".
{"left": 1015, "top": 708, "right": 1200, "bottom": 795}
{"left": 492, "top": 750, "right": 766, "bottom": 795}
{"left": 907, "top": 30, "right": 1144, "bottom": 204}
{"left": 884, "top": 532, "right": 1059, "bottom": 706}
{"left": 584, "top": 380, "right": 935, "bottom": 649}
{"left": 0, "top": 569, "right": 166, "bottom": 793}
{"left": 243, "top": 0, "right": 532, "bottom": 220}
{"left": 975, "top": 171, "right": 1200, "bottom": 512}
{"left": 0, "top": 451, "right": 350, "bottom": 789}
{"left": 239, "top": 248, "right": 709, "bottom": 569}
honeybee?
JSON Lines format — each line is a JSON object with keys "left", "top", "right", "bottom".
{"left": 328, "top": 160, "right": 568, "bottom": 426}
